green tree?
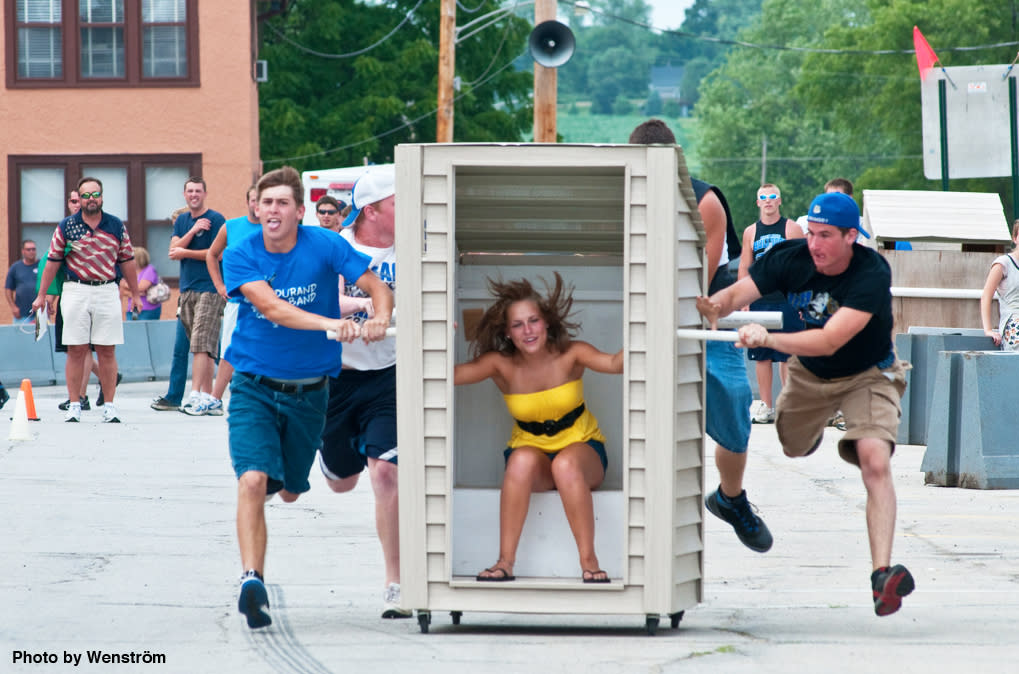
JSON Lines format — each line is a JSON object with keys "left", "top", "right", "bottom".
{"left": 653, "top": 0, "right": 763, "bottom": 108}
{"left": 558, "top": 0, "right": 654, "bottom": 102}
{"left": 798, "top": 0, "right": 1019, "bottom": 214}
{"left": 643, "top": 88, "right": 663, "bottom": 116}
{"left": 258, "top": 0, "right": 532, "bottom": 171}
{"left": 695, "top": 0, "right": 853, "bottom": 230}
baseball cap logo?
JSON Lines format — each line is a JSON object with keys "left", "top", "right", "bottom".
{"left": 813, "top": 204, "right": 821, "bottom": 214}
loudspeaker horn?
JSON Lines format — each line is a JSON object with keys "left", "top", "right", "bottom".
{"left": 528, "top": 20, "right": 575, "bottom": 68}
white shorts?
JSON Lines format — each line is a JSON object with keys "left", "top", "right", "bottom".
{"left": 60, "top": 281, "right": 124, "bottom": 346}
{"left": 220, "top": 301, "right": 239, "bottom": 358}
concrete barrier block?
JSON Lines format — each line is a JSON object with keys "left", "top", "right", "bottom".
{"left": 894, "top": 334, "right": 912, "bottom": 446}
{"left": 0, "top": 324, "right": 58, "bottom": 387}
{"left": 921, "top": 350, "right": 1019, "bottom": 489}
{"left": 897, "top": 330, "right": 996, "bottom": 445}
{"left": 145, "top": 319, "right": 191, "bottom": 380}
{"left": 118, "top": 320, "right": 157, "bottom": 382}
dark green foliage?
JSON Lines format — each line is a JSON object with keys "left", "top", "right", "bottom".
{"left": 258, "top": 0, "right": 532, "bottom": 171}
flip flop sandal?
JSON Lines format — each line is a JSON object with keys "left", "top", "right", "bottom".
{"left": 476, "top": 566, "right": 516, "bottom": 582}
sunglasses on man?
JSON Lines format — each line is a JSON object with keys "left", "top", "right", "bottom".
{"left": 757, "top": 193, "right": 779, "bottom": 201}
{"left": 79, "top": 191, "right": 102, "bottom": 200}
{"left": 317, "top": 208, "right": 338, "bottom": 215}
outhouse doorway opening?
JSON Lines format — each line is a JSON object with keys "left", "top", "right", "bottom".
{"left": 449, "top": 163, "right": 627, "bottom": 580}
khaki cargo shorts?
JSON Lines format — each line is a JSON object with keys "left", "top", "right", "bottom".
{"left": 775, "top": 356, "right": 909, "bottom": 466}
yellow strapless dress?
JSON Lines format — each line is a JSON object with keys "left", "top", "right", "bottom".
{"left": 502, "top": 379, "right": 606, "bottom": 452}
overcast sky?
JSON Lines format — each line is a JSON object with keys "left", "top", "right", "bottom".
{"left": 646, "top": 0, "right": 696, "bottom": 30}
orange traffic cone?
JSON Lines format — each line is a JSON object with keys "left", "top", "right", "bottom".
{"left": 20, "top": 379, "right": 39, "bottom": 421}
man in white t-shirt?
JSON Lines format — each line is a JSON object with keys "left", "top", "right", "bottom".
{"left": 316, "top": 166, "right": 408, "bottom": 619}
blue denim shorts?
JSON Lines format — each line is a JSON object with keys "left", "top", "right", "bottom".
{"left": 705, "top": 340, "right": 753, "bottom": 453}
{"left": 503, "top": 439, "right": 609, "bottom": 473}
{"left": 228, "top": 371, "right": 329, "bottom": 495}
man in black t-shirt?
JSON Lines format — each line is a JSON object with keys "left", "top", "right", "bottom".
{"left": 696, "top": 191, "right": 914, "bottom": 618}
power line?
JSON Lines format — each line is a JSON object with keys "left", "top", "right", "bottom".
{"left": 701, "top": 154, "right": 922, "bottom": 164}
{"left": 262, "top": 0, "right": 426, "bottom": 60}
{"left": 455, "top": 0, "right": 488, "bottom": 13}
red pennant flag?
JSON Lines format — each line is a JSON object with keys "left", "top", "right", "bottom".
{"left": 913, "top": 26, "right": 939, "bottom": 81}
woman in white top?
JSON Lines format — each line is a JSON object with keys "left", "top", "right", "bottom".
{"left": 980, "top": 219, "right": 1019, "bottom": 351}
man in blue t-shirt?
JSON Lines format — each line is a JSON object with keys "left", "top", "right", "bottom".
{"left": 697, "top": 191, "right": 914, "bottom": 618}
{"left": 222, "top": 166, "right": 393, "bottom": 630}
{"left": 170, "top": 177, "right": 226, "bottom": 415}
{"left": 5, "top": 239, "right": 39, "bottom": 321}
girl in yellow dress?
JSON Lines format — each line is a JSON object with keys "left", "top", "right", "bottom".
{"left": 454, "top": 273, "right": 622, "bottom": 583}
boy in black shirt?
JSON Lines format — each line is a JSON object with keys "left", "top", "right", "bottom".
{"left": 696, "top": 191, "right": 914, "bottom": 617}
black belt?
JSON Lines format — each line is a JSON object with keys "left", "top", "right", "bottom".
{"left": 239, "top": 372, "right": 327, "bottom": 394}
{"left": 71, "top": 279, "right": 115, "bottom": 286}
{"left": 516, "top": 403, "right": 585, "bottom": 437}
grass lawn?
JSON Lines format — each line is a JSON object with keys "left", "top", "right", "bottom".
{"left": 556, "top": 111, "right": 699, "bottom": 170}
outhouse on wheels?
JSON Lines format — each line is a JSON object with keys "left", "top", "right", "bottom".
{"left": 394, "top": 143, "right": 708, "bottom": 634}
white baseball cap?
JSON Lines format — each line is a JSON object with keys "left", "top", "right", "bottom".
{"left": 341, "top": 165, "right": 395, "bottom": 228}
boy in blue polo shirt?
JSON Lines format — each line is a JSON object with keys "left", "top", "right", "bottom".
{"left": 222, "top": 166, "right": 393, "bottom": 629}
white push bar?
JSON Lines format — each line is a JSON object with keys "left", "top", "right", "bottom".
{"left": 327, "top": 326, "right": 397, "bottom": 341}
{"left": 675, "top": 328, "right": 741, "bottom": 343}
{"left": 716, "top": 311, "right": 783, "bottom": 330}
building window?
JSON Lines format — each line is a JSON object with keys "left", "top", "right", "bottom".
{"left": 7, "top": 0, "right": 198, "bottom": 88}
{"left": 15, "top": 0, "right": 63, "bottom": 79}
{"left": 79, "top": 0, "right": 125, "bottom": 79}
{"left": 8, "top": 154, "right": 202, "bottom": 280}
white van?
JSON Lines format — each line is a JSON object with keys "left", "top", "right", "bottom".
{"left": 300, "top": 164, "right": 393, "bottom": 226}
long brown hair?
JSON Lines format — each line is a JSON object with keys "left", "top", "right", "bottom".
{"left": 470, "top": 272, "right": 579, "bottom": 359}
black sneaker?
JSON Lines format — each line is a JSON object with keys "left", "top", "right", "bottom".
{"left": 96, "top": 373, "right": 121, "bottom": 408}
{"left": 705, "top": 486, "right": 773, "bottom": 552}
{"left": 871, "top": 564, "right": 914, "bottom": 616}
{"left": 58, "top": 396, "right": 90, "bottom": 411}
{"left": 0, "top": 386, "right": 9, "bottom": 410}
{"left": 238, "top": 570, "right": 271, "bottom": 629}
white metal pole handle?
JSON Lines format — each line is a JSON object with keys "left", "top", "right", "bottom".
{"left": 326, "top": 326, "right": 397, "bottom": 341}
{"left": 675, "top": 328, "right": 741, "bottom": 343}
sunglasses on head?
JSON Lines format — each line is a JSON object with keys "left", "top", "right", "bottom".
{"left": 79, "top": 191, "right": 102, "bottom": 199}
{"left": 317, "top": 208, "right": 338, "bottom": 215}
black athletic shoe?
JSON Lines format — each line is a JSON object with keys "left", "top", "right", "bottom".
{"left": 96, "top": 373, "right": 121, "bottom": 408}
{"left": 871, "top": 564, "right": 914, "bottom": 616}
{"left": 705, "top": 486, "right": 773, "bottom": 552}
{"left": 58, "top": 396, "right": 90, "bottom": 411}
{"left": 0, "top": 386, "right": 9, "bottom": 410}
{"left": 238, "top": 570, "right": 271, "bottom": 629}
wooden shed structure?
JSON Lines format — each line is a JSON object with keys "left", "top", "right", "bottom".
{"left": 394, "top": 143, "right": 707, "bottom": 634}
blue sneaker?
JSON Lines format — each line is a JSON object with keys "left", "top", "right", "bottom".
{"left": 182, "top": 399, "right": 209, "bottom": 416}
{"left": 238, "top": 570, "right": 271, "bottom": 629}
{"left": 205, "top": 398, "right": 224, "bottom": 416}
{"left": 705, "top": 486, "right": 773, "bottom": 552}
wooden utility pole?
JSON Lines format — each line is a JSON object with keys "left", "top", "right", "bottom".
{"left": 437, "top": 0, "right": 456, "bottom": 142}
{"left": 533, "top": 0, "right": 557, "bottom": 142}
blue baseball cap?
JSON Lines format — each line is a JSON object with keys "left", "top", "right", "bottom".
{"left": 806, "top": 191, "right": 869, "bottom": 238}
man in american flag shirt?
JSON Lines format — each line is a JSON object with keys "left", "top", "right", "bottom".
{"left": 33, "top": 177, "right": 141, "bottom": 423}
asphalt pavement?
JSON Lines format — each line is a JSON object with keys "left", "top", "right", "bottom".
{"left": 2, "top": 380, "right": 1016, "bottom": 673}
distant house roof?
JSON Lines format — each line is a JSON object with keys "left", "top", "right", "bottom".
{"left": 650, "top": 65, "right": 684, "bottom": 100}
{"left": 861, "top": 189, "right": 1011, "bottom": 245}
